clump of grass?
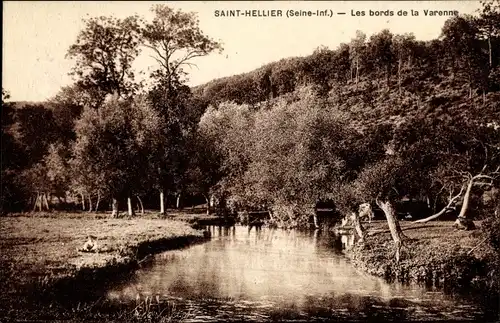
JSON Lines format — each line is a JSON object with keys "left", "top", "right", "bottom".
{"left": 131, "top": 295, "right": 192, "bottom": 323}
{"left": 268, "top": 302, "right": 304, "bottom": 321}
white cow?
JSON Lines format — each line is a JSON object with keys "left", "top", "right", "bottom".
{"left": 358, "top": 203, "right": 374, "bottom": 223}
{"left": 339, "top": 203, "right": 374, "bottom": 227}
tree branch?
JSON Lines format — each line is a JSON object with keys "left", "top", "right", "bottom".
{"left": 472, "top": 174, "right": 494, "bottom": 181}
{"left": 172, "top": 50, "right": 207, "bottom": 72}
{"left": 143, "top": 43, "right": 169, "bottom": 67}
{"left": 474, "top": 181, "right": 493, "bottom": 186}
{"left": 414, "top": 183, "right": 465, "bottom": 223}
{"left": 467, "top": 236, "right": 489, "bottom": 255}
{"left": 149, "top": 55, "right": 169, "bottom": 71}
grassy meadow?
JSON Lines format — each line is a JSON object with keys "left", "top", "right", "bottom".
{"left": 0, "top": 212, "right": 205, "bottom": 302}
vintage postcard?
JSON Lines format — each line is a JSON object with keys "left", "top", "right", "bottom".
{"left": 2, "top": 1, "right": 499, "bottom": 322}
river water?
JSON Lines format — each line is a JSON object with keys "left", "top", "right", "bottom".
{"left": 106, "top": 226, "right": 494, "bottom": 322}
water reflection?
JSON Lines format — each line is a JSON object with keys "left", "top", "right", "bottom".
{"left": 341, "top": 234, "right": 355, "bottom": 250}
{"left": 107, "top": 226, "right": 490, "bottom": 322}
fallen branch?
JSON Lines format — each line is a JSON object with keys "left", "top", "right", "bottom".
{"left": 467, "top": 236, "right": 489, "bottom": 256}
{"left": 414, "top": 184, "right": 465, "bottom": 223}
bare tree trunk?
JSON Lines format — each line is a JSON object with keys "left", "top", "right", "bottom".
{"left": 204, "top": 194, "right": 210, "bottom": 215}
{"left": 95, "top": 192, "right": 100, "bottom": 212}
{"left": 376, "top": 199, "right": 404, "bottom": 262}
{"left": 269, "top": 209, "right": 275, "bottom": 221}
{"left": 80, "top": 193, "right": 85, "bottom": 211}
{"left": 137, "top": 196, "right": 144, "bottom": 215}
{"left": 488, "top": 37, "right": 492, "bottom": 68}
{"left": 351, "top": 211, "right": 365, "bottom": 242}
{"left": 176, "top": 193, "right": 182, "bottom": 209}
{"left": 159, "top": 190, "right": 165, "bottom": 215}
{"left": 453, "top": 178, "right": 479, "bottom": 230}
{"left": 355, "top": 58, "right": 359, "bottom": 84}
{"left": 312, "top": 204, "right": 319, "bottom": 229}
{"left": 43, "top": 193, "right": 50, "bottom": 211}
{"left": 40, "top": 193, "right": 46, "bottom": 211}
{"left": 398, "top": 58, "right": 402, "bottom": 95}
{"left": 39, "top": 194, "right": 45, "bottom": 211}
{"left": 88, "top": 195, "right": 93, "bottom": 213}
{"left": 127, "top": 196, "right": 135, "bottom": 216}
{"left": 457, "top": 179, "right": 474, "bottom": 219}
{"left": 313, "top": 212, "right": 319, "bottom": 229}
{"left": 33, "top": 193, "right": 40, "bottom": 212}
{"left": 38, "top": 194, "right": 43, "bottom": 211}
{"left": 111, "top": 198, "right": 119, "bottom": 218}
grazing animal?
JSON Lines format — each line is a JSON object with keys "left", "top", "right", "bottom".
{"left": 358, "top": 203, "right": 374, "bottom": 223}
{"left": 339, "top": 202, "right": 374, "bottom": 227}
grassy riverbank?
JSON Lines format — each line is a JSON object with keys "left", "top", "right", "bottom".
{"left": 0, "top": 212, "right": 209, "bottom": 321}
{"left": 345, "top": 220, "right": 499, "bottom": 303}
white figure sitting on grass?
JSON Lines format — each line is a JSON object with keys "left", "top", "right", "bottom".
{"left": 78, "top": 235, "right": 98, "bottom": 253}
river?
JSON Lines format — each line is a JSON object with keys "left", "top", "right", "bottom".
{"left": 106, "top": 225, "right": 493, "bottom": 322}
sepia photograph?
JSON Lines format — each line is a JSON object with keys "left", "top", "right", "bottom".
{"left": 2, "top": 1, "right": 500, "bottom": 322}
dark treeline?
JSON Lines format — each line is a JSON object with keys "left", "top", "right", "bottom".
{"left": 1, "top": 2, "right": 500, "bottom": 260}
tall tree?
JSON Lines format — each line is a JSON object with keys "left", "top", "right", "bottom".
{"left": 141, "top": 4, "right": 223, "bottom": 88}
{"left": 477, "top": 0, "right": 500, "bottom": 69}
{"left": 349, "top": 30, "right": 367, "bottom": 84}
{"left": 391, "top": 33, "right": 417, "bottom": 95}
{"left": 369, "top": 29, "right": 395, "bottom": 87}
{"left": 355, "top": 158, "right": 408, "bottom": 262}
{"left": 184, "top": 130, "right": 224, "bottom": 214}
{"left": 71, "top": 94, "right": 162, "bottom": 217}
{"left": 1, "top": 89, "right": 27, "bottom": 213}
{"left": 141, "top": 4, "right": 222, "bottom": 214}
{"left": 67, "top": 15, "right": 142, "bottom": 105}
{"left": 332, "top": 43, "right": 352, "bottom": 85}
{"left": 198, "top": 102, "right": 255, "bottom": 209}
{"left": 441, "top": 15, "right": 487, "bottom": 98}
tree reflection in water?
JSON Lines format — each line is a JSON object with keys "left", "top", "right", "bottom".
{"left": 106, "top": 226, "right": 491, "bottom": 322}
